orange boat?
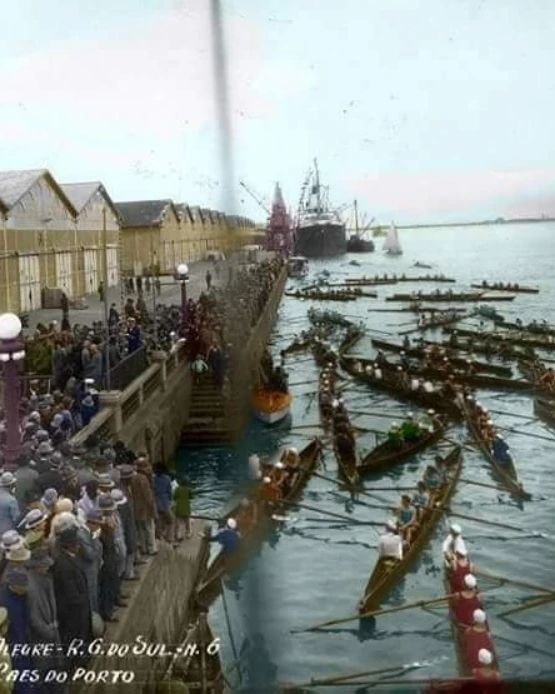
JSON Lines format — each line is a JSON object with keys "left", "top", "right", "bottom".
{"left": 252, "top": 388, "right": 292, "bottom": 425}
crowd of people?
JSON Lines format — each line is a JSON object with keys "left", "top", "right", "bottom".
{"left": 0, "top": 426, "right": 193, "bottom": 690}
{"left": 385, "top": 411, "right": 438, "bottom": 450}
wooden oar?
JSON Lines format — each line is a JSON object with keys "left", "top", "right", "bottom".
{"left": 474, "top": 570, "right": 555, "bottom": 595}
{"left": 459, "top": 477, "right": 511, "bottom": 491}
{"left": 329, "top": 490, "right": 393, "bottom": 513}
{"left": 496, "top": 425, "right": 555, "bottom": 444}
{"left": 441, "top": 507, "right": 539, "bottom": 534}
{"left": 290, "top": 662, "right": 427, "bottom": 688}
{"left": 498, "top": 593, "right": 555, "bottom": 618}
{"left": 291, "top": 593, "right": 455, "bottom": 633}
{"left": 281, "top": 500, "right": 383, "bottom": 526}
{"left": 486, "top": 408, "right": 537, "bottom": 421}
{"left": 311, "top": 470, "right": 396, "bottom": 503}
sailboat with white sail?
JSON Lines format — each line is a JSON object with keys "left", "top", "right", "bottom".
{"left": 383, "top": 222, "right": 402, "bottom": 255}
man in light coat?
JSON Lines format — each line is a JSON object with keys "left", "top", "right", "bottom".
{"left": 0, "top": 474, "right": 20, "bottom": 536}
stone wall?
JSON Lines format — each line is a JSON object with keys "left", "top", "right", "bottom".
{"left": 69, "top": 525, "right": 210, "bottom": 694}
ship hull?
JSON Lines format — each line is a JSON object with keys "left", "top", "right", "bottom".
{"left": 347, "top": 236, "right": 375, "bottom": 253}
{"left": 294, "top": 223, "right": 346, "bottom": 257}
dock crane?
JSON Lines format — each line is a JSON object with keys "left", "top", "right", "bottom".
{"left": 239, "top": 181, "right": 270, "bottom": 215}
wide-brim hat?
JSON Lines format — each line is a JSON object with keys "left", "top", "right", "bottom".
{"left": 6, "top": 545, "right": 31, "bottom": 562}
{"left": 119, "top": 464, "right": 135, "bottom": 480}
{"left": 98, "top": 494, "right": 117, "bottom": 512}
{"left": 0, "top": 472, "right": 16, "bottom": 488}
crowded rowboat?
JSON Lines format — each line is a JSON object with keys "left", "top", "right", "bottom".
{"left": 195, "top": 439, "right": 322, "bottom": 608}
{"left": 443, "top": 530, "right": 501, "bottom": 684}
{"left": 358, "top": 446, "right": 462, "bottom": 613}
{"left": 358, "top": 412, "right": 445, "bottom": 475}
{"left": 387, "top": 290, "right": 516, "bottom": 303}
{"left": 471, "top": 280, "right": 539, "bottom": 294}
{"left": 461, "top": 395, "right": 530, "bottom": 499}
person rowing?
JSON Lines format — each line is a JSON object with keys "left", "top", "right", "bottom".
{"left": 423, "top": 464, "right": 441, "bottom": 499}
{"left": 400, "top": 413, "right": 421, "bottom": 442}
{"left": 463, "top": 610, "right": 495, "bottom": 671}
{"left": 472, "top": 647, "right": 501, "bottom": 683}
{"left": 378, "top": 519, "right": 403, "bottom": 562}
{"left": 236, "top": 497, "right": 258, "bottom": 530}
{"left": 492, "top": 434, "right": 512, "bottom": 466}
{"left": 447, "top": 545, "right": 474, "bottom": 591}
{"left": 259, "top": 475, "right": 281, "bottom": 509}
{"left": 442, "top": 523, "right": 467, "bottom": 565}
{"left": 451, "top": 573, "right": 483, "bottom": 627}
{"left": 434, "top": 454, "right": 449, "bottom": 485}
{"left": 272, "top": 461, "right": 287, "bottom": 493}
{"left": 396, "top": 495, "right": 418, "bottom": 544}
{"left": 412, "top": 481, "right": 430, "bottom": 521}
{"left": 387, "top": 422, "right": 404, "bottom": 450}
{"left": 208, "top": 517, "right": 241, "bottom": 557}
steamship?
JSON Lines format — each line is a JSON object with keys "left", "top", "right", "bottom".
{"left": 294, "top": 160, "right": 346, "bottom": 257}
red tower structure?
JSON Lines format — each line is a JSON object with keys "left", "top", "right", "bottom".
{"left": 266, "top": 183, "right": 294, "bottom": 255}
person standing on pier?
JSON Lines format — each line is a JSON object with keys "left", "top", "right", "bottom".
{"left": 173, "top": 478, "right": 192, "bottom": 541}
{"left": 205, "top": 269, "right": 212, "bottom": 291}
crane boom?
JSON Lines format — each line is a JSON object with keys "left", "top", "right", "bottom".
{"left": 239, "top": 181, "right": 270, "bottom": 214}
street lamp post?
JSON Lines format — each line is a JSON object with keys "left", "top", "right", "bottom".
{"left": 176, "top": 263, "right": 189, "bottom": 331}
{"left": 0, "top": 313, "right": 25, "bottom": 470}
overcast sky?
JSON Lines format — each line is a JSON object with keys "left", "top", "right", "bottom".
{"left": 2, "top": 0, "right": 555, "bottom": 224}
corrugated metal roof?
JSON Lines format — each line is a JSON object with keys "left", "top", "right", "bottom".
{"left": 115, "top": 199, "right": 175, "bottom": 228}
{"left": 0, "top": 169, "right": 77, "bottom": 216}
{"left": 0, "top": 169, "right": 48, "bottom": 208}
{"left": 61, "top": 181, "right": 120, "bottom": 220}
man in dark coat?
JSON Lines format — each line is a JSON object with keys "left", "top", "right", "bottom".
{"left": 0, "top": 566, "right": 32, "bottom": 694}
{"left": 52, "top": 527, "right": 92, "bottom": 668}
{"left": 116, "top": 476, "right": 138, "bottom": 580}
{"left": 97, "top": 495, "right": 120, "bottom": 623}
{"left": 75, "top": 510, "right": 103, "bottom": 616}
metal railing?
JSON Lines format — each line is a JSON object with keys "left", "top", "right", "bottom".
{"left": 107, "top": 346, "right": 148, "bottom": 391}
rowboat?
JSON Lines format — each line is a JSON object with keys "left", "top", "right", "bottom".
{"left": 371, "top": 337, "right": 513, "bottom": 377}
{"left": 444, "top": 556, "right": 501, "bottom": 680}
{"left": 357, "top": 420, "right": 446, "bottom": 475}
{"left": 461, "top": 399, "right": 530, "bottom": 499}
{"left": 164, "top": 612, "right": 224, "bottom": 693}
{"left": 358, "top": 446, "right": 462, "bottom": 614}
{"left": 471, "top": 281, "right": 539, "bottom": 294}
{"left": 285, "top": 290, "right": 358, "bottom": 301}
{"left": 444, "top": 326, "right": 555, "bottom": 351}
{"left": 387, "top": 292, "right": 516, "bottom": 303}
{"left": 252, "top": 388, "right": 292, "bottom": 425}
{"left": 346, "top": 275, "right": 456, "bottom": 284}
{"left": 340, "top": 355, "right": 463, "bottom": 420}
{"left": 281, "top": 337, "right": 313, "bottom": 356}
{"left": 422, "top": 336, "right": 534, "bottom": 362}
{"left": 333, "top": 427, "right": 360, "bottom": 486}
{"left": 307, "top": 307, "right": 355, "bottom": 329}
{"left": 194, "top": 438, "right": 322, "bottom": 608}
{"left": 534, "top": 396, "right": 555, "bottom": 429}
{"left": 399, "top": 312, "right": 464, "bottom": 334}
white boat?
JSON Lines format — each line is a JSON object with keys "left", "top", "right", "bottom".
{"left": 383, "top": 222, "right": 403, "bottom": 255}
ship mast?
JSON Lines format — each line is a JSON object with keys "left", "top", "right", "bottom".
{"left": 354, "top": 199, "right": 359, "bottom": 236}
{"left": 313, "top": 158, "right": 321, "bottom": 213}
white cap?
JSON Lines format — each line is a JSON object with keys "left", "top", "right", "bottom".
{"left": 386, "top": 519, "right": 397, "bottom": 531}
{"left": 248, "top": 454, "right": 260, "bottom": 464}
{"left": 289, "top": 446, "right": 298, "bottom": 455}
{"left": 487, "top": 419, "right": 493, "bottom": 425}
{"left": 397, "top": 365, "right": 403, "bottom": 371}
{"left": 332, "top": 399, "right": 339, "bottom": 408}
{"left": 407, "top": 412, "right": 414, "bottom": 418}
{"left": 466, "top": 395, "right": 473, "bottom": 401}
{"left": 263, "top": 476, "right": 271, "bottom": 484}
{"left": 455, "top": 546, "right": 467, "bottom": 557}
{"left": 227, "top": 518, "right": 237, "bottom": 530}
{"left": 497, "top": 434, "right": 503, "bottom": 440}
{"left": 473, "top": 609, "right": 487, "bottom": 625}
{"left": 400, "top": 350, "right": 406, "bottom": 355}
{"left": 275, "top": 462, "right": 285, "bottom": 469}
{"left": 478, "top": 648, "right": 493, "bottom": 665}
{"left": 464, "top": 574, "right": 477, "bottom": 589}
{"left": 450, "top": 523, "right": 462, "bottom": 534}
{"left": 427, "top": 409, "right": 435, "bottom": 415}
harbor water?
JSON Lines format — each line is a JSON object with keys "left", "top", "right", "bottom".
{"left": 177, "top": 222, "right": 555, "bottom": 692}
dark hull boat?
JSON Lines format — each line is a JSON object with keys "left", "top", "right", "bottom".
{"left": 295, "top": 222, "right": 346, "bottom": 257}
{"left": 346, "top": 235, "right": 375, "bottom": 252}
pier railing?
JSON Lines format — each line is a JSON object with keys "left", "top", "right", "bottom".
{"left": 70, "top": 339, "right": 188, "bottom": 448}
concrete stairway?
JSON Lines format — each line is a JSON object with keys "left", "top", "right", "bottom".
{"left": 180, "top": 380, "right": 233, "bottom": 446}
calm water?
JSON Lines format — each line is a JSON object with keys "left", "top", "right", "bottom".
{"left": 177, "top": 223, "right": 555, "bottom": 692}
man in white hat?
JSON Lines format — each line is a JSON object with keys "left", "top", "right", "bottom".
{"left": 463, "top": 609, "right": 494, "bottom": 670}
{"left": 378, "top": 520, "right": 403, "bottom": 561}
{"left": 0, "top": 473, "right": 20, "bottom": 536}
{"left": 208, "top": 517, "right": 240, "bottom": 557}
{"left": 442, "top": 522, "right": 467, "bottom": 564}
{"left": 452, "top": 573, "right": 482, "bottom": 627}
{"left": 472, "top": 648, "right": 500, "bottom": 682}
